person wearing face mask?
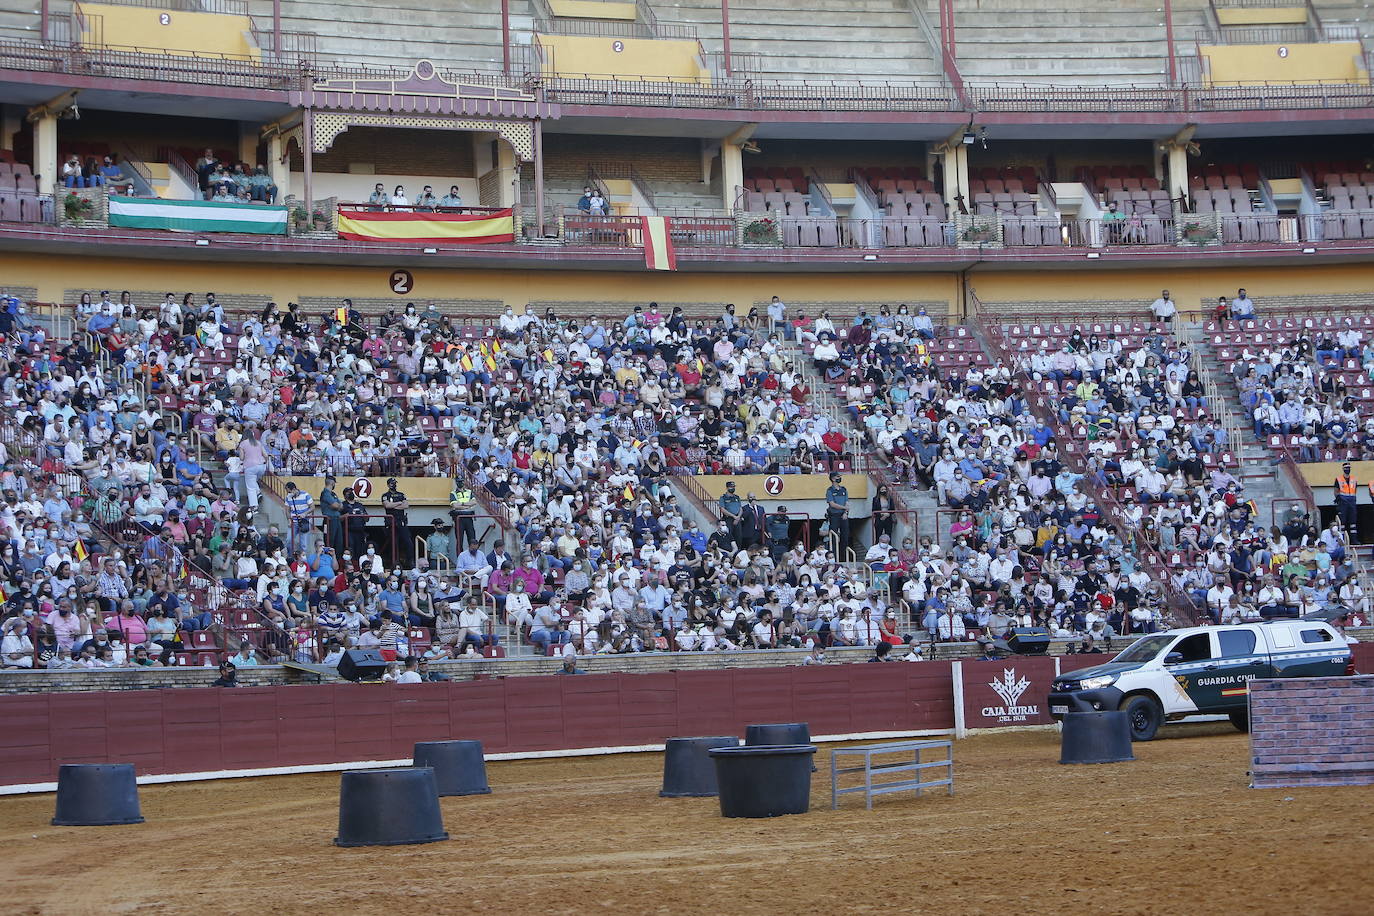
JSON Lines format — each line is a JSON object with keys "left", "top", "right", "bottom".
{"left": 1, "top": 615, "right": 35, "bottom": 667}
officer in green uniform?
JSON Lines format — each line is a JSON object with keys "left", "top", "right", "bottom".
{"left": 449, "top": 479, "right": 479, "bottom": 553}
{"left": 717, "top": 480, "right": 742, "bottom": 542}
{"left": 825, "top": 473, "right": 850, "bottom": 552}
{"left": 318, "top": 474, "right": 344, "bottom": 555}
{"left": 766, "top": 504, "right": 793, "bottom": 562}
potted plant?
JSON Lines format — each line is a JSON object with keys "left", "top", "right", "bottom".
{"left": 742, "top": 216, "right": 777, "bottom": 245}
{"left": 291, "top": 206, "right": 308, "bottom": 231}
{"left": 62, "top": 192, "right": 93, "bottom": 222}
{"left": 961, "top": 223, "right": 996, "bottom": 243}
{"left": 311, "top": 208, "right": 328, "bottom": 231}
{"left": 1180, "top": 220, "right": 1215, "bottom": 245}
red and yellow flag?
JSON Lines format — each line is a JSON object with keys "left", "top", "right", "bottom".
{"left": 337, "top": 208, "right": 515, "bottom": 244}
{"left": 641, "top": 215, "right": 677, "bottom": 271}
{"left": 74, "top": 540, "right": 88, "bottom": 562}
{"left": 334, "top": 306, "right": 348, "bottom": 324}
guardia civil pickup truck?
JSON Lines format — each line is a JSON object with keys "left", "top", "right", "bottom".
{"left": 1048, "top": 621, "right": 1354, "bottom": 741}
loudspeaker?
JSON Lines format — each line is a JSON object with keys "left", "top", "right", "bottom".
{"left": 1007, "top": 627, "right": 1051, "bottom": 655}
{"left": 338, "top": 648, "right": 389, "bottom": 681}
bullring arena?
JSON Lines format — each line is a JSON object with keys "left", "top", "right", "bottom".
{"left": 6, "top": 0, "right": 1374, "bottom": 912}
{"left": 3, "top": 726, "right": 1370, "bottom": 915}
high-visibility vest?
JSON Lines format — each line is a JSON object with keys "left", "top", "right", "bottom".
{"left": 1337, "top": 475, "right": 1358, "bottom": 497}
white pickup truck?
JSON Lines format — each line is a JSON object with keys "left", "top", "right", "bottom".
{"left": 1048, "top": 620, "right": 1353, "bottom": 740}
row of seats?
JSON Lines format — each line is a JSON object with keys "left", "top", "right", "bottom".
{"left": 1320, "top": 172, "right": 1374, "bottom": 190}
{"left": 1192, "top": 189, "right": 1256, "bottom": 214}
{"left": 972, "top": 192, "right": 1036, "bottom": 216}
{"left": 741, "top": 189, "right": 809, "bottom": 216}
{"left": 0, "top": 195, "right": 49, "bottom": 223}
{"left": 0, "top": 161, "right": 40, "bottom": 196}
{"left": 1108, "top": 189, "right": 1172, "bottom": 217}
{"left": 883, "top": 191, "right": 944, "bottom": 218}
{"left": 744, "top": 177, "right": 807, "bottom": 194}
{"left": 968, "top": 178, "right": 1030, "bottom": 196}
{"left": 1327, "top": 185, "right": 1374, "bottom": 210}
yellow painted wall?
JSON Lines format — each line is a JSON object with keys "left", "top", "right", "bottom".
{"left": 80, "top": 4, "right": 258, "bottom": 59}
{"left": 967, "top": 262, "right": 1374, "bottom": 320}
{"left": 11, "top": 253, "right": 1374, "bottom": 321}
{"left": 0, "top": 251, "right": 963, "bottom": 313}
{"left": 694, "top": 474, "right": 869, "bottom": 500}
{"left": 284, "top": 476, "right": 452, "bottom": 507}
{"left": 540, "top": 35, "right": 708, "bottom": 82}
{"left": 1201, "top": 42, "right": 1366, "bottom": 85}
{"left": 1215, "top": 7, "right": 1306, "bottom": 25}
{"left": 549, "top": 0, "right": 636, "bottom": 20}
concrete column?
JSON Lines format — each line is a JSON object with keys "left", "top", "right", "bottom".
{"left": 533, "top": 119, "right": 545, "bottom": 236}
{"left": 238, "top": 122, "right": 258, "bottom": 167}
{"left": 301, "top": 108, "right": 314, "bottom": 211}
{"left": 1167, "top": 143, "right": 1189, "bottom": 204}
{"left": 268, "top": 133, "right": 292, "bottom": 204}
{"left": 721, "top": 141, "right": 742, "bottom": 211}
{"left": 0, "top": 108, "right": 21, "bottom": 152}
{"left": 32, "top": 113, "right": 57, "bottom": 196}
{"left": 496, "top": 139, "right": 517, "bottom": 208}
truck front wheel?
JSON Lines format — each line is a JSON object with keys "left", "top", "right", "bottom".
{"left": 1121, "top": 694, "right": 1163, "bottom": 741}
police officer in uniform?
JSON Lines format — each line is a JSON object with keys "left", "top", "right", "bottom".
{"left": 342, "top": 487, "right": 369, "bottom": 559}
{"left": 318, "top": 474, "right": 344, "bottom": 555}
{"left": 825, "top": 473, "right": 851, "bottom": 552}
{"left": 1335, "top": 462, "right": 1358, "bottom": 535}
{"left": 380, "top": 477, "right": 412, "bottom": 566}
{"left": 717, "top": 480, "right": 742, "bottom": 543}
{"left": 449, "top": 478, "right": 478, "bottom": 553}
{"left": 766, "top": 505, "right": 793, "bottom": 562}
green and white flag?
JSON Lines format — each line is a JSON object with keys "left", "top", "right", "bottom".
{"left": 107, "top": 195, "right": 288, "bottom": 235}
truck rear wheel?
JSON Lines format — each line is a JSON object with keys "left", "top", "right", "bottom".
{"left": 1120, "top": 694, "right": 1163, "bottom": 741}
{"left": 1229, "top": 710, "right": 1250, "bottom": 733}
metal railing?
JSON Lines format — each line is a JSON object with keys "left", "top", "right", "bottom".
{"left": 1172, "top": 319, "right": 1248, "bottom": 469}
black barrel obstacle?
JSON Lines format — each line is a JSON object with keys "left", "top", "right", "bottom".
{"left": 1059, "top": 711, "right": 1136, "bottom": 765}
{"left": 334, "top": 767, "right": 449, "bottom": 847}
{"left": 710, "top": 745, "right": 818, "bottom": 818}
{"left": 413, "top": 740, "right": 491, "bottom": 797}
{"left": 660, "top": 736, "right": 740, "bottom": 797}
{"left": 745, "top": 722, "right": 815, "bottom": 771}
{"left": 51, "top": 764, "right": 144, "bottom": 826}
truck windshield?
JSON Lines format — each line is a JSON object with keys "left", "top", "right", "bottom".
{"left": 1112, "top": 634, "right": 1175, "bottom": 664}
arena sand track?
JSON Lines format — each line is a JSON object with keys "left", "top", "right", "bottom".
{"left": 2, "top": 723, "right": 1367, "bottom": 915}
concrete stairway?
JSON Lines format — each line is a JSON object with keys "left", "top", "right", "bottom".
{"left": 1190, "top": 323, "right": 1308, "bottom": 527}
{"left": 940, "top": 0, "right": 1170, "bottom": 86}
{"left": 247, "top": 0, "right": 520, "bottom": 73}
{"left": 656, "top": 0, "right": 943, "bottom": 81}
{"left": 0, "top": 7, "right": 41, "bottom": 42}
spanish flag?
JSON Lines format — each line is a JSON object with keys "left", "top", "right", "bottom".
{"left": 622, "top": 484, "right": 635, "bottom": 503}
{"left": 74, "top": 540, "right": 88, "bottom": 562}
{"left": 337, "top": 208, "right": 515, "bottom": 245}
{"left": 641, "top": 215, "right": 677, "bottom": 271}
{"left": 335, "top": 306, "right": 348, "bottom": 324}
{"left": 460, "top": 353, "right": 474, "bottom": 372}
{"left": 0, "top": 581, "right": 8, "bottom": 604}
{"left": 543, "top": 348, "right": 556, "bottom": 364}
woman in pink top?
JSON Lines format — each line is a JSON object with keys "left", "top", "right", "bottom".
{"left": 238, "top": 424, "right": 268, "bottom": 513}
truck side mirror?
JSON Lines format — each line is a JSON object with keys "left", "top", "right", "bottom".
{"left": 1164, "top": 652, "right": 1183, "bottom": 665}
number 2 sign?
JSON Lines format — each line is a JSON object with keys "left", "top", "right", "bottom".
{"left": 389, "top": 269, "right": 414, "bottom": 294}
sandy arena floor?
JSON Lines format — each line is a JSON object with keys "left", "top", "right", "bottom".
{"left": 2, "top": 723, "right": 1368, "bottom": 915}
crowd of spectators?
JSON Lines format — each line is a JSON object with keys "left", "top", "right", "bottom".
{"left": 194, "top": 149, "right": 279, "bottom": 204}
{"left": 0, "top": 284, "right": 1366, "bottom": 676}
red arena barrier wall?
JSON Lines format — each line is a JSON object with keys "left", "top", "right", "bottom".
{"left": 0, "top": 664, "right": 957, "bottom": 787}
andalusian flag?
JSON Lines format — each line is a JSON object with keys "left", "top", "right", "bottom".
{"left": 337, "top": 208, "right": 515, "bottom": 244}
{"left": 74, "top": 540, "right": 88, "bottom": 562}
{"left": 641, "top": 215, "right": 677, "bottom": 271}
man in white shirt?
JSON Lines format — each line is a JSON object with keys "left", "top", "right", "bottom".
{"left": 395, "top": 656, "right": 423, "bottom": 683}
{"left": 1150, "top": 289, "right": 1177, "bottom": 324}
